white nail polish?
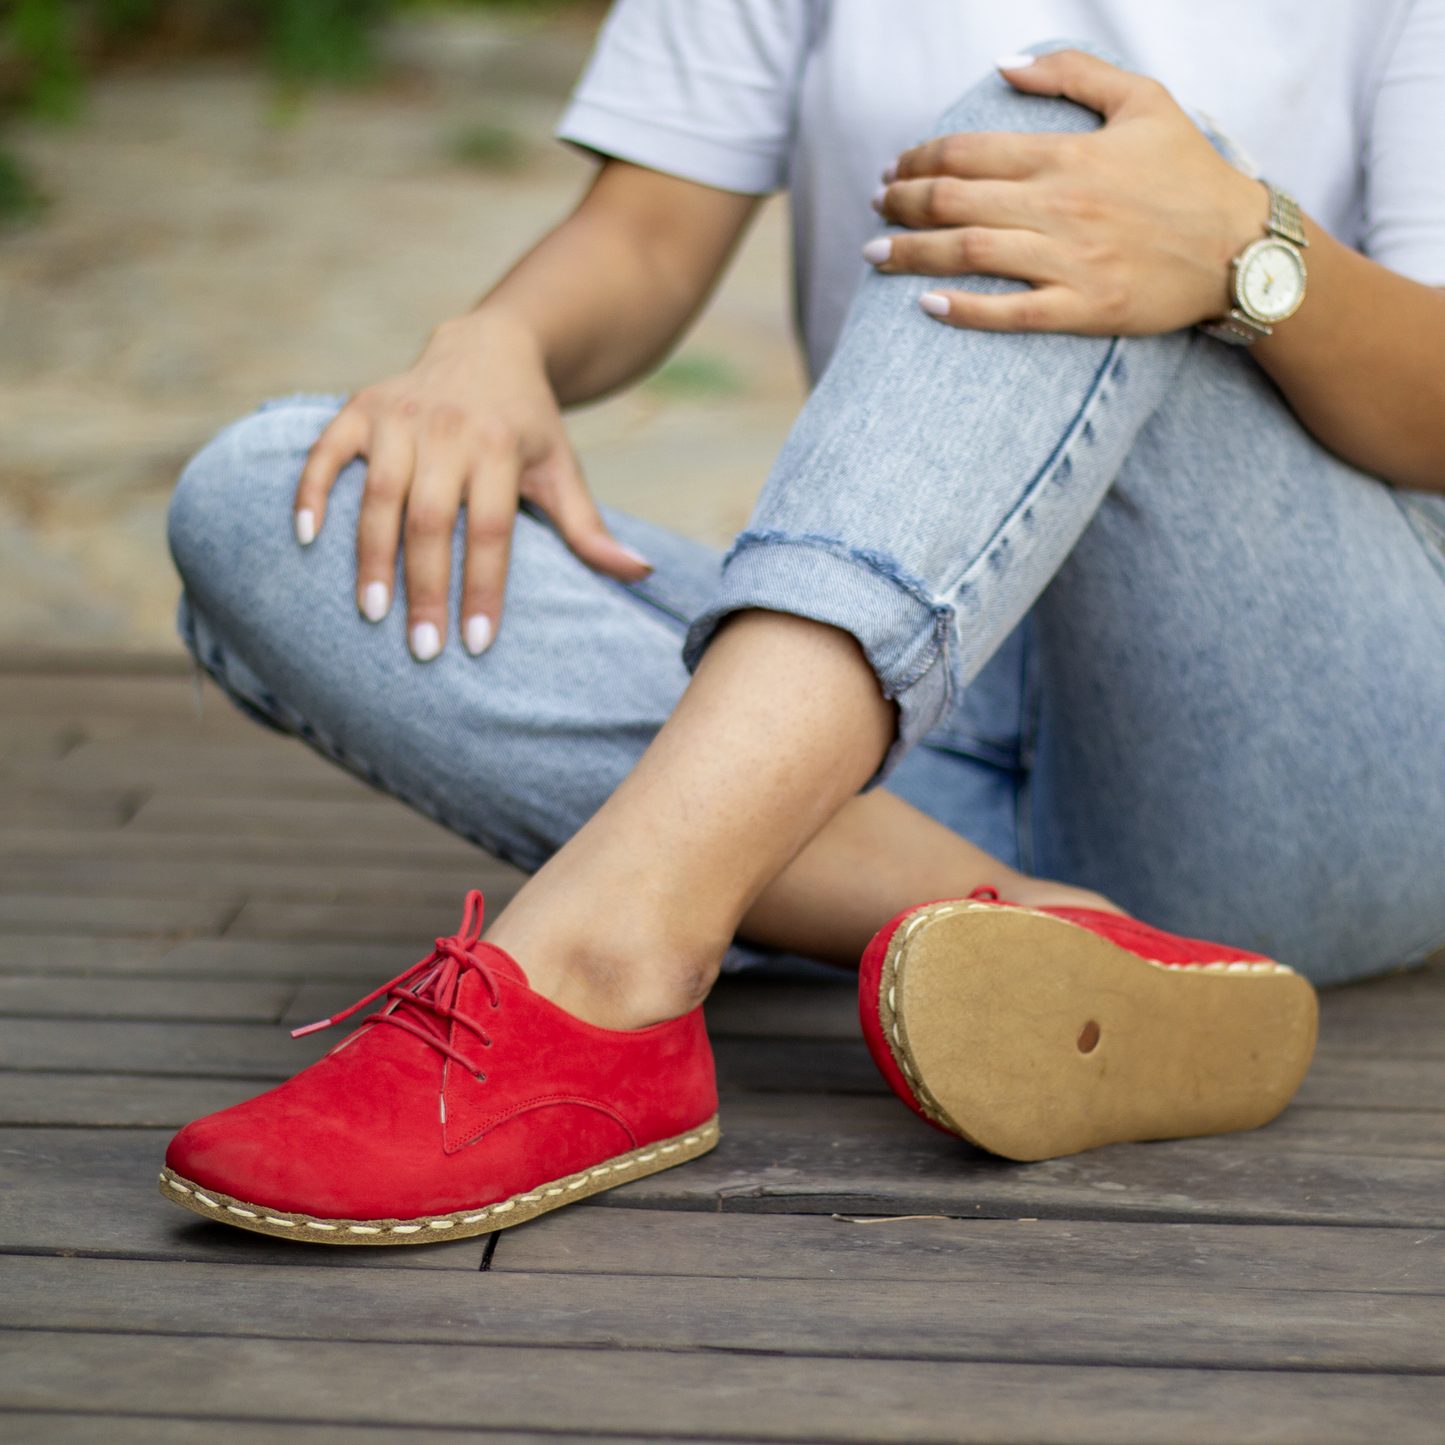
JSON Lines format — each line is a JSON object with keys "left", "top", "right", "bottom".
{"left": 362, "top": 582, "right": 390, "bottom": 622}
{"left": 618, "top": 545, "right": 653, "bottom": 570}
{"left": 919, "top": 292, "right": 951, "bottom": 317}
{"left": 294, "top": 509, "right": 316, "bottom": 546}
{"left": 464, "top": 614, "right": 493, "bottom": 656}
{"left": 882, "top": 160, "right": 898, "bottom": 184}
{"left": 410, "top": 621, "right": 441, "bottom": 661}
{"left": 996, "top": 53, "right": 1036, "bottom": 70}
{"left": 862, "top": 237, "right": 892, "bottom": 265}
{"left": 871, "top": 186, "right": 889, "bottom": 214}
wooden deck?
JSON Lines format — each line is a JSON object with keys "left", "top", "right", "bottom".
{"left": 1, "top": 655, "right": 1442, "bottom": 1444}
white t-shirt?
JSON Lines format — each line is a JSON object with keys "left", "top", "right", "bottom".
{"left": 558, "top": 0, "right": 1445, "bottom": 379}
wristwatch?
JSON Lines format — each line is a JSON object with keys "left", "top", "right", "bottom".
{"left": 1199, "top": 184, "right": 1309, "bottom": 345}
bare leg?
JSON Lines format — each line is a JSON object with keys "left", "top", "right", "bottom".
{"left": 486, "top": 610, "right": 1114, "bottom": 1029}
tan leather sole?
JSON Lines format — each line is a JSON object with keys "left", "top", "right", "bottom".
{"left": 879, "top": 903, "right": 1318, "bottom": 1161}
{"left": 158, "top": 1114, "right": 719, "bottom": 1245}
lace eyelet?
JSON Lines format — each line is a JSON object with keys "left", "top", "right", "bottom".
{"left": 474, "top": 1072, "right": 487, "bottom": 1084}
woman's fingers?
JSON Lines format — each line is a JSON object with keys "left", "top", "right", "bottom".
{"left": 353, "top": 421, "right": 416, "bottom": 626}
{"left": 915, "top": 283, "right": 1098, "bottom": 336}
{"left": 891, "top": 131, "right": 1047, "bottom": 187}
{"left": 864, "top": 225, "right": 1056, "bottom": 284}
{"left": 996, "top": 48, "right": 1154, "bottom": 123}
{"left": 402, "top": 416, "right": 477, "bottom": 661}
{"left": 531, "top": 449, "right": 654, "bottom": 582}
{"left": 874, "top": 176, "right": 1034, "bottom": 236}
{"left": 295, "top": 406, "right": 369, "bottom": 546}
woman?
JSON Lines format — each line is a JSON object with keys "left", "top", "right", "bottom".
{"left": 158, "top": 2, "right": 1445, "bottom": 1243}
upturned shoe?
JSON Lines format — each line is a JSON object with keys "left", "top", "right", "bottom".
{"left": 860, "top": 891, "right": 1318, "bottom": 1162}
{"left": 161, "top": 890, "right": 719, "bottom": 1244}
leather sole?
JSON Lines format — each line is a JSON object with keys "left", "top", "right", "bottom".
{"left": 159, "top": 1114, "right": 719, "bottom": 1244}
{"left": 877, "top": 902, "right": 1318, "bottom": 1161}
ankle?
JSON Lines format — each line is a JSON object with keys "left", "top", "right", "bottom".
{"left": 487, "top": 914, "right": 727, "bottom": 1030}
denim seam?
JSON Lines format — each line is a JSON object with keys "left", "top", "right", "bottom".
{"left": 1393, "top": 493, "right": 1445, "bottom": 589}
{"left": 720, "top": 529, "right": 956, "bottom": 698}
{"left": 934, "top": 336, "right": 1124, "bottom": 606}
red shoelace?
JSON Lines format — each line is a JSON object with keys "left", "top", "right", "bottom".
{"left": 291, "top": 889, "right": 499, "bottom": 1079}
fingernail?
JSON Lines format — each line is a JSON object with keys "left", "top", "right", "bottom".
{"left": 882, "top": 160, "right": 898, "bottom": 184}
{"left": 463, "top": 614, "right": 493, "bottom": 656}
{"left": 871, "top": 186, "right": 888, "bottom": 214}
{"left": 410, "top": 621, "right": 441, "bottom": 661}
{"left": 361, "top": 582, "right": 390, "bottom": 622}
{"left": 996, "top": 53, "right": 1036, "bottom": 70}
{"left": 862, "top": 237, "right": 892, "bottom": 265}
{"left": 619, "top": 545, "right": 653, "bottom": 571}
{"left": 919, "top": 292, "right": 951, "bottom": 317}
{"left": 294, "top": 509, "right": 316, "bottom": 546}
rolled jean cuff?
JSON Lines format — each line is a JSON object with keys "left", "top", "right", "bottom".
{"left": 681, "top": 533, "right": 953, "bottom": 781}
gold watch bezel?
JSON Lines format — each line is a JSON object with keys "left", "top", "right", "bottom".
{"left": 1232, "top": 236, "right": 1308, "bottom": 326}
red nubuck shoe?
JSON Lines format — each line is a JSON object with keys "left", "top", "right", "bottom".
{"left": 161, "top": 891, "right": 719, "bottom": 1244}
{"left": 860, "top": 890, "right": 1318, "bottom": 1162}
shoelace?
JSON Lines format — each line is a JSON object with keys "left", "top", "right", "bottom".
{"left": 291, "top": 889, "right": 499, "bottom": 1080}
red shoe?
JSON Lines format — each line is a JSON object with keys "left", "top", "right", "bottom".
{"left": 161, "top": 891, "right": 719, "bottom": 1244}
{"left": 860, "top": 891, "right": 1318, "bottom": 1162}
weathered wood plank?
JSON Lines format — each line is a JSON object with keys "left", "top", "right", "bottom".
{"left": 0, "top": 675, "right": 239, "bottom": 718}
{"left": 1294, "top": 1057, "right": 1445, "bottom": 1112}
{"left": 0, "top": 895, "right": 238, "bottom": 938}
{"left": 225, "top": 899, "right": 518, "bottom": 946}
{"left": 714, "top": 1036, "right": 886, "bottom": 1093}
{"left": 6, "top": 1253, "right": 1445, "bottom": 1371}
{"left": 3, "top": 1332, "right": 1442, "bottom": 1443}
{"left": 0, "top": 1415, "right": 609, "bottom": 1445}
{"left": 0, "top": 793, "right": 138, "bottom": 831}
{"left": 0, "top": 1072, "right": 268, "bottom": 1127}
{"left": 594, "top": 1106, "right": 1445, "bottom": 1226}
{"left": 0, "top": 935, "right": 414, "bottom": 979}
{"left": 498, "top": 1206, "right": 1445, "bottom": 1292}
{"left": 0, "top": 857, "right": 513, "bottom": 908}
{"left": 0, "top": 936, "right": 170, "bottom": 973}
{"left": 124, "top": 795, "right": 474, "bottom": 845}
{"left": 0, "top": 1130, "right": 484, "bottom": 1270}
{"left": 0, "top": 1019, "right": 330, "bottom": 1076}
{"left": 0, "top": 826, "right": 496, "bottom": 870}
{"left": 0, "top": 977, "right": 296, "bottom": 1022}
{"left": 50, "top": 738, "right": 371, "bottom": 787}
{"left": 705, "top": 978, "right": 859, "bottom": 1038}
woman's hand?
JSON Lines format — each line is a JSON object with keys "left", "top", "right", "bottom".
{"left": 866, "top": 49, "right": 1268, "bottom": 336}
{"left": 292, "top": 308, "right": 650, "bottom": 661}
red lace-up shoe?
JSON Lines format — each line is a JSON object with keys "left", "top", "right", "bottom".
{"left": 860, "top": 890, "right": 1318, "bottom": 1162}
{"left": 160, "top": 891, "right": 719, "bottom": 1244}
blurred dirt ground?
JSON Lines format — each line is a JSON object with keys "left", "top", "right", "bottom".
{"left": 0, "top": 5, "right": 807, "bottom": 652}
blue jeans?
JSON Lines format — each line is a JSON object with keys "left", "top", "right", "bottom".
{"left": 168, "top": 62, "right": 1445, "bottom": 988}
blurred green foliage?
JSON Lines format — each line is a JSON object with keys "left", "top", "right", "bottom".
{"left": 451, "top": 118, "right": 522, "bottom": 169}
{"left": 0, "top": 0, "right": 585, "bottom": 213}
{"left": 0, "top": 0, "right": 400, "bottom": 104}
{"left": 646, "top": 353, "right": 746, "bottom": 401}
{"left": 0, "top": 141, "right": 40, "bottom": 219}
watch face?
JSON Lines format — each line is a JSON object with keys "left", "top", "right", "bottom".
{"left": 1237, "top": 239, "right": 1307, "bottom": 323}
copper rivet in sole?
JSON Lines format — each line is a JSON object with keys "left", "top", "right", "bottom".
{"left": 1077, "top": 1020, "right": 1101, "bottom": 1053}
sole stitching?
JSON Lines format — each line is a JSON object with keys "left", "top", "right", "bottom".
{"left": 159, "top": 1115, "right": 720, "bottom": 1246}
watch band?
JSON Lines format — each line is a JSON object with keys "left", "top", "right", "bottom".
{"left": 1199, "top": 182, "right": 1306, "bottom": 345}
{"left": 1265, "top": 184, "right": 1308, "bottom": 248}
{"left": 1200, "top": 310, "right": 1273, "bottom": 346}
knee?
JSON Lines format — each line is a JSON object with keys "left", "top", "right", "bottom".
{"left": 168, "top": 397, "right": 340, "bottom": 593}
{"left": 933, "top": 39, "right": 1124, "bottom": 140}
